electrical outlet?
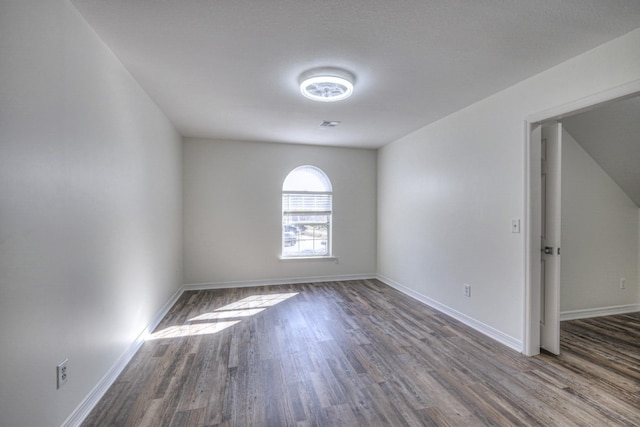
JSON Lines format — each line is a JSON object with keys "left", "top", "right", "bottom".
{"left": 620, "top": 278, "right": 626, "bottom": 290}
{"left": 464, "top": 284, "right": 471, "bottom": 297}
{"left": 57, "top": 359, "right": 68, "bottom": 389}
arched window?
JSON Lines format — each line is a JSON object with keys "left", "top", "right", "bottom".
{"left": 282, "top": 166, "right": 332, "bottom": 257}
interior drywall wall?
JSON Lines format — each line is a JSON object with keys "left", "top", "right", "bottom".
{"left": 0, "top": 1, "right": 182, "bottom": 426}
{"left": 560, "top": 129, "right": 639, "bottom": 312}
{"left": 183, "top": 138, "right": 376, "bottom": 285}
{"left": 377, "top": 27, "right": 640, "bottom": 347}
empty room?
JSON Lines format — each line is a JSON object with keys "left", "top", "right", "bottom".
{"left": 1, "top": 1, "right": 640, "bottom": 426}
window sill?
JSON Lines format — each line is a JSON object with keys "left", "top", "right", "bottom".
{"left": 279, "top": 255, "right": 339, "bottom": 263}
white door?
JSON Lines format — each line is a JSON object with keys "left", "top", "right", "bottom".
{"left": 540, "top": 122, "right": 562, "bottom": 354}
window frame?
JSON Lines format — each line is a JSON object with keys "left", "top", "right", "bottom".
{"left": 281, "top": 166, "right": 334, "bottom": 260}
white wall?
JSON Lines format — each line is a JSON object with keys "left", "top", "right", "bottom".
{"left": 0, "top": 1, "right": 183, "bottom": 426}
{"left": 560, "top": 129, "right": 639, "bottom": 312}
{"left": 183, "top": 138, "right": 377, "bottom": 285}
{"left": 378, "top": 27, "right": 640, "bottom": 348}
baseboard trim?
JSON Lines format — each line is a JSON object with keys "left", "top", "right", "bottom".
{"left": 64, "top": 274, "right": 376, "bottom": 425}
{"left": 377, "top": 274, "right": 523, "bottom": 353}
{"left": 64, "top": 272, "right": 529, "bottom": 425}
{"left": 560, "top": 304, "right": 640, "bottom": 321}
{"left": 183, "top": 274, "right": 377, "bottom": 291}
{"left": 62, "top": 286, "right": 184, "bottom": 427}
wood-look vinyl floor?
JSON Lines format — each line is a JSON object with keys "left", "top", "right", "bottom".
{"left": 82, "top": 280, "right": 640, "bottom": 426}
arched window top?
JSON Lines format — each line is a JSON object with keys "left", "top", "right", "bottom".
{"left": 283, "top": 165, "right": 332, "bottom": 192}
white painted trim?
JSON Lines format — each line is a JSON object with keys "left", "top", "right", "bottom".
{"left": 184, "top": 273, "right": 376, "bottom": 291}
{"left": 63, "top": 273, "right": 378, "bottom": 425}
{"left": 560, "top": 304, "right": 640, "bottom": 321}
{"left": 522, "top": 120, "right": 538, "bottom": 356}
{"left": 523, "top": 78, "right": 640, "bottom": 358}
{"left": 526, "top": 79, "right": 640, "bottom": 123}
{"left": 61, "top": 287, "right": 184, "bottom": 427}
{"left": 377, "top": 275, "right": 523, "bottom": 353}
{"left": 64, "top": 270, "right": 532, "bottom": 426}
{"left": 279, "top": 255, "right": 339, "bottom": 262}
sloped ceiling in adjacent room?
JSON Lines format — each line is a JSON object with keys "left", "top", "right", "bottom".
{"left": 562, "top": 95, "right": 640, "bottom": 207}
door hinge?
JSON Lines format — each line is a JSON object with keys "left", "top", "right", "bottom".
{"left": 543, "top": 246, "right": 560, "bottom": 255}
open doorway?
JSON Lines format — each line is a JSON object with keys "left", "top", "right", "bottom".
{"left": 559, "top": 102, "right": 640, "bottom": 321}
{"left": 524, "top": 80, "right": 640, "bottom": 356}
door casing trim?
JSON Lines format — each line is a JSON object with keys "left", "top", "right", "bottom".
{"left": 522, "top": 79, "right": 640, "bottom": 356}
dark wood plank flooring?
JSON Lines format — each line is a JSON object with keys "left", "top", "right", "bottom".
{"left": 82, "top": 279, "right": 640, "bottom": 426}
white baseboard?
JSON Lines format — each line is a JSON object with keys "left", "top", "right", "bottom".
{"left": 376, "top": 274, "right": 523, "bottom": 353}
{"left": 64, "top": 272, "right": 530, "bottom": 426}
{"left": 183, "top": 273, "right": 376, "bottom": 291}
{"left": 62, "top": 273, "right": 376, "bottom": 426}
{"left": 560, "top": 304, "right": 640, "bottom": 321}
{"left": 62, "top": 286, "right": 184, "bottom": 427}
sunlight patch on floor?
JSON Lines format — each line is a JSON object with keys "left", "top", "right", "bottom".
{"left": 147, "top": 292, "right": 299, "bottom": 340}
{"left": 189, "top": 308, "right": 266, "bottom": 321}
{"left": 147, "top": 321, "right": 241, "bottom": 339}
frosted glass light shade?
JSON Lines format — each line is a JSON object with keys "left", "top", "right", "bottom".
{"left": 299, "top": 68, "right": 354, "bottom": 102}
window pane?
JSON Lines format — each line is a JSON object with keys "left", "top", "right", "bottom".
{"left": 283, "top": 166, "right": 332, "bottom": 192}
{"left": 282, "top": 223, "right": 329, "bottom": 256}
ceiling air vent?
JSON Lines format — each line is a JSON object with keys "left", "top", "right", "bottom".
{"left": 320, "top": 121, "right": 341, "bottom": 128}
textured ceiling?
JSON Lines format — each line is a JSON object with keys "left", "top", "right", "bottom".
{"left": 70, "top": 0, "right": 640, "bottom": 148}
{"left": 562, "top": 95, "right": 640, "bottom": 207}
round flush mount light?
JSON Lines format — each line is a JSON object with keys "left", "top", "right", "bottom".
{"left": 299, "top": 67, "right": 355, "bottom": 102}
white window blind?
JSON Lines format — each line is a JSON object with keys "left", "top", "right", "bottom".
{"left": 282, "top": 192, "right": 332, "bottom": 216}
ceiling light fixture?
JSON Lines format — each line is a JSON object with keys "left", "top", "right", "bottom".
{"left": 299, "top": 67, "right": 354, "bottom": 102}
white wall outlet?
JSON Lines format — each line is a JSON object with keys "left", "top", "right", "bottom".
{"left": 464, "top": 284, "right": 471, "bottom": 297}
{"left": 620, "top": 278, "right": 626, "bottom": 289}
{"left": 511, "top": 219, "right": 520, "bottom": 233}
{"left": 57, "top": 359, "right": 68, "bottom": 389}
